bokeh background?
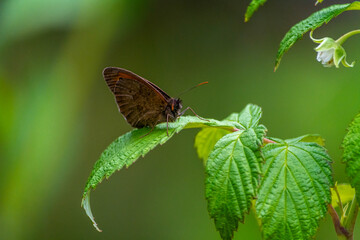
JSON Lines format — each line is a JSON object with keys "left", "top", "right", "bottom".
{"left": 1, "top": 0, "right": 360, "bottom": 239}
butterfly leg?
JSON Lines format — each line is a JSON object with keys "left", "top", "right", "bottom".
{"left": 140, "top": 127, "right": 155, "bottom": 138}
{"left": 180, "top": 107, "right": 209, "bottom": 121}
{"left": 166, "top": 114, "right": 170, "bottom": 137}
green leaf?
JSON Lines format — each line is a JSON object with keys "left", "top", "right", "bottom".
{"left": 274, "top": 2, "right": 360, "bottom": 71}
{"left": 195, "top": 128, "right": 229, "bottom": 163}
{"left": 227, "top": 104, "right": 262, "bottom": 129}
{"left": 286, "top": 134, "right": 325, "bottom": 147}
{"left": 245, "top": 0, "right": 268, "bottom": 22}
{"left": 194, "top": 104, "right": 264, "bottom": 163}
{"left": 256, "top": 137, "right": 333, "bottom": 239}
{"left": 82, "top": 116, "right": 241, "bottom": 231}
{"left": 331, "top": 183, "right": 355, "bottom": 208}
{"left": 206, "top": 126, "right": 265, "bottom": 240}
{"left": 342, "top": 113, "right": 360, "bottom": 203}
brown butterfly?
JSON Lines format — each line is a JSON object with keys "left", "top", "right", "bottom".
{"left": 103, "top": 67, "right": 206, "bottom": 134}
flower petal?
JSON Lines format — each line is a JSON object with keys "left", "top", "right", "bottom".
{"left": 333, "top": 47, "right": 346, "bottom": 68}
{"left": 309, "top": 30, "right": 325, "bottom": 43}
{"left": 317, "top": 49, "right": 334, "bottom": 64}
{"left": 315, "top": 38, "right": 336, "bottom": 51}
{"left": 342, "top": 58, "right": 355, "bottom": 68}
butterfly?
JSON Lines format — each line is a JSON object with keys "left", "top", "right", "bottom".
{"left": 103, "top": 67, "right": 206, "bottom": 135}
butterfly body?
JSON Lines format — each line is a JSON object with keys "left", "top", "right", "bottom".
{"left": 103, "top": 67, "right": 183, "bottom": 128}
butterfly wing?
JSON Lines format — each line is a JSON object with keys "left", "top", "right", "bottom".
{"left": 103, "top": 67, "right": 169, "bottom": 128}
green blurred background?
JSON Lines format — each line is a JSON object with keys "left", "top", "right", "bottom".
{"left": 1, "top": 0, "right": 359, "bottom": 239}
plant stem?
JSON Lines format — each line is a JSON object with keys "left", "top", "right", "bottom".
{"left": 334, "top": 184, "right": 344, "bottom": 217}
{"left": 328, "top": 204, "right": 350, "bottom": 239}
{"left": 263, "top": 138, "right": 275, "bottom": 144}
{"left": 336, "top": 29, "right": 360, "bottom": 45}
{"left": 309, "top": 30, "right": 323, "bottom": 43}
{"left": 342, "top": 195, "right": 359, "bottom": 240}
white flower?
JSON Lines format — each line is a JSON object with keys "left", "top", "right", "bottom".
{"left": 316, "top": 48, "right": 335, "bottom": 67}
{"left": 310, "top": 30, "right": 354, "bottom": 68}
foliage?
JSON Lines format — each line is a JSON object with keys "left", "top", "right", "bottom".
{"left": 79, "top": 1, "right": 360, "bottom": 239}
{"left": 274, "top": 2, "right": 360, "bottom": 71}
{"left": 204, "top": 105, "right": 266, "bottom": 239}
{"left": 342, "top": 113, "right": 360, "bottom": 203}
{"left": 195, "top": 127, "right": 228, "bottom": 163}
{"left": 331, "top": 183, "right": 355, "bottom": 208}
{"left": 256, "top": 138, "right": 333, "bottom": 239}
{"left": 82, "top": 115, "right": 242, "bottom": 231}
{"left": 245, "top": 0, "right": 268, "bottom": 22}
{"left": 82, "top": 104, "right": 341, "bottom": 239}
{"left": 2, "top": 0, "right": 360, "bottom": 239}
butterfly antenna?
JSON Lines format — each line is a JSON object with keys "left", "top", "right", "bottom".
{"left": 176, "top": 81, "right": 208, "bottom": 98}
